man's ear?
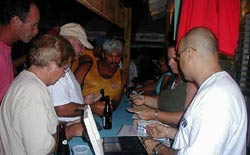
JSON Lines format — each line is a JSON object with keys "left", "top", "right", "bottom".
{"left": 46, "top": 61, "right": 54, "bottom": 72}
{"left": 10, "top": 16, "right": 22, "bottom": 28}
{"left": 46, "top": 65, "right": 51, "bottom": 73}
{"left": 186, "top": 48, "right": 194, "bottom": 63}
{"left": 187, "top": 48, "right": 200, "bottom": 67}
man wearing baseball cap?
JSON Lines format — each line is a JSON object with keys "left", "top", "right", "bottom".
{"left": 75, "top": 39, "right": 128, "bottom": 115}
{"left": 48, "top": 23, "right": 97, "bottom": 136}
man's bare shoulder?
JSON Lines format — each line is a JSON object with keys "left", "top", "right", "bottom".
{"left": 79, "top": 55, "right": 93, "bottom": 64}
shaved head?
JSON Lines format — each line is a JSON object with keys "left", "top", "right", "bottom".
{"left": 179, "top": 27, "right": 218, "bottom": 57}
{"left": 178, "top": 27, "right": 221, "bottom": 85}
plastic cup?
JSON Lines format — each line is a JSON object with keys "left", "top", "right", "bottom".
{"left": 72, "top": 145, "right": 90, "bottom": 155}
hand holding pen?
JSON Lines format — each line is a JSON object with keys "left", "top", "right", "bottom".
{"left": 128, "top": 90, "right": 145, "bottom": 106}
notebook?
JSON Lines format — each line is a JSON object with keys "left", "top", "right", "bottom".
{"left": 83, "top": 105, "right": 148, "bottom": 155}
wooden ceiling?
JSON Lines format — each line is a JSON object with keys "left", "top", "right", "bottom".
{"left": 76, "top": 0, "right": 131, "bottom": 29}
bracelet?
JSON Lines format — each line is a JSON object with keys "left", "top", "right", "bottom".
{"left": 152, "top": 142, "right": 162, "bottom": 155}
{"left": 154, "top": 110, "right": 159, "bottom": 120}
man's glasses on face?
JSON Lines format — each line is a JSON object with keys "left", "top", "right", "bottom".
{"left": 21, "top": 18, "right": 39, "bottom": 30}
{"left": 177, "top": 47, "right": 197, "bottom": 60}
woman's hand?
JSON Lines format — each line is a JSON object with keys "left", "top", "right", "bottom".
{"left": 136, "top": 108, "right": 155, "bottom": 120}
{"left": 129, "top": 94, "right": 145, "bottom": 106}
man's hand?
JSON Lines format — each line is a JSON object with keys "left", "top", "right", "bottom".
{"left": 90, "top": 101, "right": 106, "bottom": 116}
{"left": 84, "top": 93, "right": 99, "bottom": 104}
{"left": 146, "top": 123, "right": 168, "bottom": 138}
{"left": 144, "top": 139, "right": 159, "bottom": 154}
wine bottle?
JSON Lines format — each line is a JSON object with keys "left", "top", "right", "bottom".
{"left": 103, "top": 96, "right": 112, "bottom": 129}
{"left": 56, "top": 123, "right": 70, "bottom": 155}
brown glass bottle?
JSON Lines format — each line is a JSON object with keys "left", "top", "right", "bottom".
{"left": 56, "top": 123, "right": 70, "bottom": 155}
{"left": 103, "top": 96, "right": 112, "bottom": 129}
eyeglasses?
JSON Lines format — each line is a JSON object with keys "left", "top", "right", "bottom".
{"left": 177, "top": 47, "right": 197, "bottom": 60}
{"left": 22, "top": 19, "right": 39, "bottom": 30}
{"left": 64, "top": 66, "right": 70, "bottom": 73}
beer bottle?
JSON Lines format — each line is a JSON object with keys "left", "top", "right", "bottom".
{"left": 103, "top": 96, "right": 112, "bottom": 129}
{"left": 56, "top": 123, "right": 70, "bottom": 155}
{"left": 100, "top": 89, "right": 105, "bottom": 102}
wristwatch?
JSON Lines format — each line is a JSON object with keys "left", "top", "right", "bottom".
{"left": 152, "top": 142, "right": 162, "bottom": 155}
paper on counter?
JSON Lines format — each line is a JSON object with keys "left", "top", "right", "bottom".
{"left": 116, "top": 125, "right": 148, "bottom": 137}
{"left": 116, "top": 125, "right": 171, "bottom": 147}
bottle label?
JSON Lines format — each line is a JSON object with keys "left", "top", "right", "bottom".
{"left": 103, "top": 115, "right": 112, "bottom": 129}
{"left": 62, "top": 140, "right": 68, "bottom": 145}
{"left": 103, "top": 117, "right": 106, "bottom": 126}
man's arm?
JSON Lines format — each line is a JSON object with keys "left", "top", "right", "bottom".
{"left": 65, "top": 122, "right": 84, "bottom": 139}
{"left": 157, "top": 143, "right": 178, "bottom": 155}
{"left": 48, "top": 76, "right": 85, "bottom": 118}
{"left": 20, "top": 95, "right": 58, "bottom": 154}
{"left": 111, "top": 70, "right": 128, "bottom": 110}
{"left": 74, "top": 55, "right": 93, "bottom": 86}
{"left": 48, "top": 130, "right": 58, "bottom": 154}
{"left": 55, "top": 103, "right": 84, "bottom": 117}
{"left": 52, "top": 122, "right": 84, "bottom": 154}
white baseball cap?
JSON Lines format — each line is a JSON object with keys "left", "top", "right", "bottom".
{"left": 59, "top": 23, "right": 93, "bottom": 49}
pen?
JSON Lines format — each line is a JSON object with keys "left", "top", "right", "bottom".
{"left": 92, "top": 94, "right": 102, "bottom": 102}
{"left": 134, "top": 110, "right": 142, "bottom": 114}
{"left": 127, "top": 91, "right": 144, "bottom": 101}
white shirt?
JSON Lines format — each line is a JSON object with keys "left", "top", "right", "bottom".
{"left": 119, "top": 60, "right": 138, "bottom": 87}
{"left": 48, "top": 70, "right": 84, "bottom": 122}
{"left": 0, "top": 70, "right": 58, "bottom": 155}
{"left": 173, "top": 71, "right": 247, "bottom": 155}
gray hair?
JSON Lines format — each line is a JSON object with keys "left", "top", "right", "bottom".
{"left": 29, "top": 34, "right": 75, "bottom": 67}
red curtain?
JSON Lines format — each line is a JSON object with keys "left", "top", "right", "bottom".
{"left": 177, "top": 0, "right": 240, "bottom": 56}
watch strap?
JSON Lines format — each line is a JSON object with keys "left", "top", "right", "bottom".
{"left": 152, "top": 142, "right": 162, "bottom": 155}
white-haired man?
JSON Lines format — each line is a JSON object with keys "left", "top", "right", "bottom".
{"left": 48, "top": 23, "right": 95, "bottom": 134}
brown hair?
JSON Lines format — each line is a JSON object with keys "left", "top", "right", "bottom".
{"left": 29, "top": 34, "right": 75, "bottom": 67}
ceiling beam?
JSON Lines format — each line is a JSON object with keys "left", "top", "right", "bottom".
{"left": 76, "top": 0, "right": 130, "bottom": 29}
